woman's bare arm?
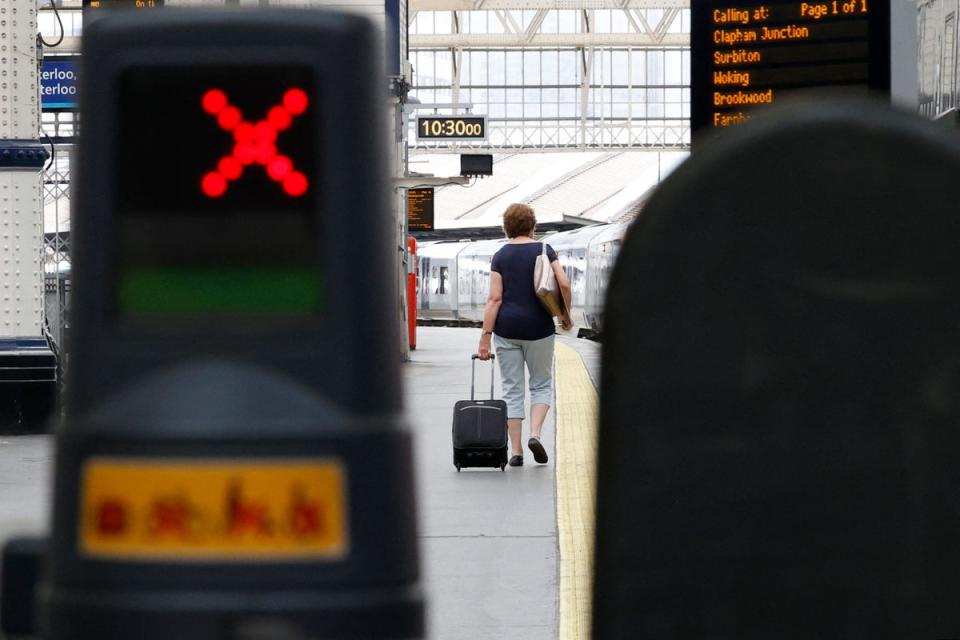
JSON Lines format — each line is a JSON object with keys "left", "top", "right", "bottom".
{"left": 552, "top": 260, "right": 573, "bottom": 330}
{"left": 478, "top": 271, "right": 503, "bottom": 359}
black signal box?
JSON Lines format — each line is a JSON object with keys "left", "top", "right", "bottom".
{"left": 1, "top": 9, "right": 423, "bottom": 640}
{"left": 460, "top": 154, "right": 493, "bottom": 177}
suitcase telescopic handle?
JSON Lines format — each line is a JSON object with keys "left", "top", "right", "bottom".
{"left": 470, "top": 353, "right": 496, "bottom": 401}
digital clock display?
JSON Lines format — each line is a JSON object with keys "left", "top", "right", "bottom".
{"left": 416, "top": 116, "right": 486, "bottom": 141}
{"left": 115, "top": 66, "right": 323, "bottom": 316}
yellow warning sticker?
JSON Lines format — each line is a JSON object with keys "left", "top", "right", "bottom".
{"left": 79, "top": 458, "right": 348, "bottom": 561}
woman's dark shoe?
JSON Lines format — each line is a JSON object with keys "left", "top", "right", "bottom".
{"left": 508, "top": 455, "right": 524, "bottom": 467}
{"left": 528, "top": 436, "right": 548, "bottom": 464}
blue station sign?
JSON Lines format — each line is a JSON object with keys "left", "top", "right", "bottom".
{"left": 41, "top": 58, "right": 79, "bottom": 110}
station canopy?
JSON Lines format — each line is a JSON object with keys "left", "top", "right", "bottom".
{"left": 410, "top": 150, "right": 687, "bottom": 228}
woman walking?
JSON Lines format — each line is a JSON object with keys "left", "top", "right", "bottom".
{"left": 477, "top": 204, "right": 573, "bottom": 467}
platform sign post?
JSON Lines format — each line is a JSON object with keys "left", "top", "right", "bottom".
{"left": 0, "top": 10, "right": 422, "bottom": 639}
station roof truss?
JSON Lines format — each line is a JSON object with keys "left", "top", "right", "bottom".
{"left": 413, "top": 0, "right": 688, "bottom": 8}
{"left": 407, "top": 1, "right": 691, "bottom": 151}
{"left": 409, "top": 1, "right": 689, "bottom": 48}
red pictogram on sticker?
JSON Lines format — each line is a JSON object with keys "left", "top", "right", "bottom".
{"left": 200, "top": 88, "right": 310, "bottom": 199}
{"left": 149, "top": 496, "right": 194, "bottom": 538}
{"left": 96, "top": 499, "right": 128, "bottom": 536}
{"left": 226, "top": 481, "right": 272, "bottom": 536}
{"left": 289, "top": 485, "right": 326, "bottom": 537}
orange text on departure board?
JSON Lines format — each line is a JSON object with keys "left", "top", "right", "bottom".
{"left": 708, "top": 0, "right": 869, "bottom": 127}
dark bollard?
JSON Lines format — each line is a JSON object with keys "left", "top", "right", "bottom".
{"left": 2, "top": 9, "right": 422, "bottom": 640}
{"left": 594, "top": 99, "right": 960, "bottom": 638}
{"left": 1, "top": 538, "right": 44, "bottom": 636}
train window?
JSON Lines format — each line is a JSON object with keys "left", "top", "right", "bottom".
{"left": 946, "top": 13, "right": 957, "bottom": 111}
{"left": 438, "top": 267, "right": 448, "bottom": 295}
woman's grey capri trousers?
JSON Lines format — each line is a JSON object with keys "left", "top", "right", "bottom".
{"left": 493, "top": 334, "right": 555, "bottom": 419}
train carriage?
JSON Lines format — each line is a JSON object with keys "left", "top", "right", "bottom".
{"left": 416, "top": 241, "right": 466, "bottom": 321}
{"left": 415, "top": 220, "right": 630, "bottom": 336}
{"left": 454, "top": 238, "right": 507, "bottom": 322}
{"left": 541, "top": 225, "right": 612, "bottom": 330}
{"left": 583, "top": 222, "right": 629, "bottom": 334}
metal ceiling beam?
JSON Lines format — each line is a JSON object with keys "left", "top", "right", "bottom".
{"left": 410, "top": 32, "right": 688, "bottom": 46}
{"left": 623, "top": 7, "right": 643, "bottom": 32}
{"left": 524, "top": 8, "right": 549, "bottom": 44}
{"left": 503, "top": 8, "right": 523, "bottom": 33}
{"left": 493, "top": 9, "right": 514, "bottom": 33}
{"left": 45, "top": 35, "right": 81, "bottom": 54}
{"left": 653, "top": 7, "right": 681, "bottom": 42}
{"left": 412, "top": 0, "right": 688, "bottom": 9}
{"left": 408, "top": 141, "right": 690, "bottom": 153}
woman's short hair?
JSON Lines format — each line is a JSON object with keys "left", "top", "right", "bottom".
{"left": 502, "top": 204, "right": 536, "bottom": 238}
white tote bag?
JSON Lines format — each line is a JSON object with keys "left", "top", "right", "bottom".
{"left": 533, "top": 242, "right": 565, "bottom": 317}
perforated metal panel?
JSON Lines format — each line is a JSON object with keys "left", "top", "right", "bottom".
{"left": 0, "top": 172, "right": 44, "bottom": 338}
{"left": 0, "top": 0, "right": 39, "bottom": 140}
{"left": 0, "top": 0, "right": 44, "bottom": 339}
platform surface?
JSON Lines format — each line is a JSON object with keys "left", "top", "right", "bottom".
{"left": 0, "top": 436, "right": 52, "bottom": 544}
{"left": 0, "top": 327, "right": 601, "bottom": 639}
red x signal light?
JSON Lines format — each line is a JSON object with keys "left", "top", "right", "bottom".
{"left": 200, "top": 88, "right": 310, "bottom": 199}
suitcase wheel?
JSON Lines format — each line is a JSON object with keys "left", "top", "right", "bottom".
{"left": 456, "top": 464, "right": 462, "bottom": 472}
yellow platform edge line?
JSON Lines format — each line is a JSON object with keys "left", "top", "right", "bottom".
{"left": 554, "top": 342, "right": 599, "bottom": 640}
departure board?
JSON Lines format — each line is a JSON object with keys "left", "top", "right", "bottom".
{"left": 407, "top": 187, "right": 434, "bottom": 231}
{"left": 691, "top": 0, "right": 889, "bottom": 138}
{"left": 83, "top": 0, "right": 163, "bottom": 8}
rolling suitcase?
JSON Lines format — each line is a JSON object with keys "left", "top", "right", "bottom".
{"left": 452, "top": 354, "right": 509, "bottom": 471}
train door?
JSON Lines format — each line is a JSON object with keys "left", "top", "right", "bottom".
{"left": 437, "top": 266, "right": 448, "bottom": 295}
{"left": 943, "top": 11, "right": 957, "bottom": 112}
{"left": 418, "top": 257, "right": 430, "bottom": 311}
{"left": 919, "top": 0, "right": 939, "bottom": 116}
